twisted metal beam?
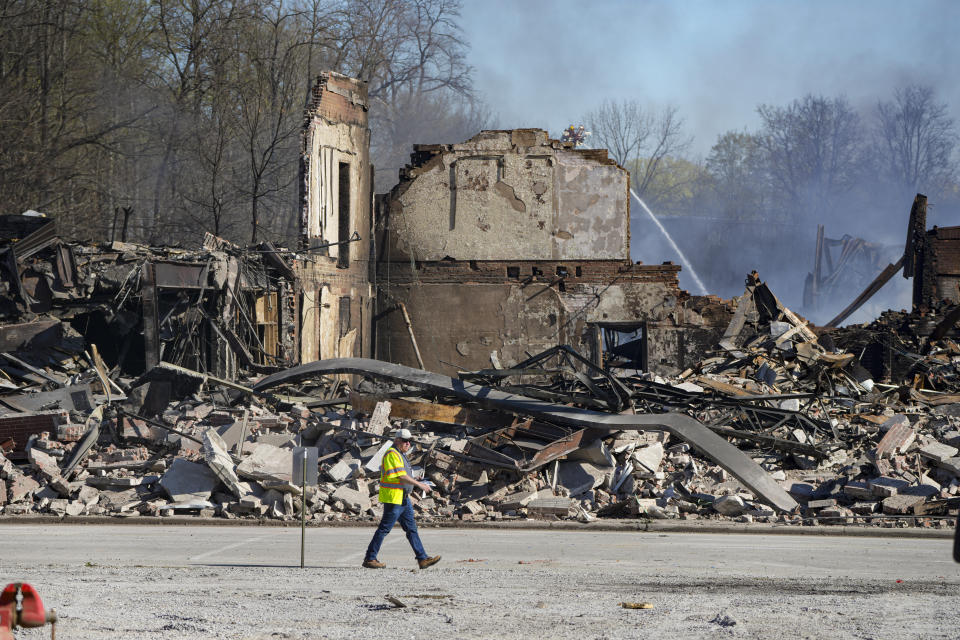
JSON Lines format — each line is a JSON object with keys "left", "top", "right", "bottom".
{"left": 255, "top": 358, "right": 798, "bottom": 513}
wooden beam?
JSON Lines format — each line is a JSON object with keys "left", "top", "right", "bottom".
{"left": 397, "top": 302, "right": 424, "bottom": 369}
{"left": 141, "top": 262, "right": 160, "bottom": 370}
{"left": 825, "top": 256, "right": 905, "bottom": 328}
{"left": 350, "top": 392, "right": 513, "bottom": 428}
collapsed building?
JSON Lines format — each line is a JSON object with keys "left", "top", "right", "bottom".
{"left": 2, "top": 73, "right": 960, "bottom": 527}
{"left": 0, "top": 72, "right": 374, "bottom": 390}
{"left": 0, "top": 75, "right": 730, "bottom": 398}
{"left": 0, "top": 217, "right": 298, "bottom": 380}
{"left": 373, "top": 128, "right": 731, "bottom": 376}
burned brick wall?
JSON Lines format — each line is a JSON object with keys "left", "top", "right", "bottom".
{"left": 923, "top": 225, "right": 960, "bottom": 305}
{"left": 375, "top": 129, "right": 729, "bottom": 376}
{"left": 379, "top": 129, "right": 630, "bottom": 262}
{"left": 296, "top": 72, "right": 375, "bottom": 362}
{"left": 376, "top": 260, "right": 689, "bottom": 374}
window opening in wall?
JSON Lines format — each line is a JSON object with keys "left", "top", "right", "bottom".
{"left": 599, "top": 323, "right": 647, "bottom": 371}
{"left": 575, "top": 266, "right": 582, "bottom": 277}
{"left": 339, "top": 296, "right": 351, "bottom": 338}
{"left": 338, "top": 162, "right": 351, "bottom": 268}
{"left": 255, "top": 292, "right": 279, "bottom": 364}
{"left": 507, "top": 266, "right": 520, "bottom": 279}
{"left": 556, "top": 265, "right": 568, "bottom": 278}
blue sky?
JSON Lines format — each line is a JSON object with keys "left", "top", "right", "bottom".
{"left": 460, "top": 0, "right": 960, "bottom": 157}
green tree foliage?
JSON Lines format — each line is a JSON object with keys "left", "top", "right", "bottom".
{"left": 627, "top": 155, "right": 711, "bottom": 217}
{"left": 705, "top": 131, "right": 771, "bottom": 220}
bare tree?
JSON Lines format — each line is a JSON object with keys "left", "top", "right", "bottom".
{"left": 333, "top": 0, "right": 477, "bottom": 191}
{"left": 0, "top": 0, "right": 155, "bottom": 236}
{"left": 756, "top": 94, "right": 864, "bottom": 222}
{"left": 233, "top": 1, "right": 309, "bottom": 243}
{"left": 0, "top": 0, "right": 480, "bottom": 242}
{"left": 875, "top": 85, "right": 958, "bottom": 198}
{"left": 583, "top": 100, "right": 648, "bottom": 169}
{"left": 149, "top": 0, "right": 245, "bottom": 239}
{"left": 583, "top": 100, "right": 690, "bottom": 199}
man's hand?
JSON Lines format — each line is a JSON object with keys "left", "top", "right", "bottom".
{"left": 399, "top": 475, "right": 431, "bottom": 494}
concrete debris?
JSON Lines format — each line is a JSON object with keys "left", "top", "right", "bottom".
{"left": 202, "top": 429, "right": 245, "bottom": 498}
{"left": 0, "top": 269, "right": 960, "bottom": 530}
{"left": 159, "top": 458, "right": 218, "bottom": 505}
{"left": 556, "top": 461, "right": 609, "bottom": 497}
{"left": 712, "top": 495, "right": 746, "bottom": 516}
{"left": 567, "top": 439, "right": 615, "bottom": 467}
{"left": 236, "top": 444, "right": 293, "bottom": 485}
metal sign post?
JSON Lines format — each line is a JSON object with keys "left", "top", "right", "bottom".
{"left": 301, "top": 450, "right": 306, "bottom": 568}
{"left": 293, "top": 447, "right": 318, "bottom": 569}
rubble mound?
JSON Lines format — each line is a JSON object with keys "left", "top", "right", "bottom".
{"left": 0, "top": 274, "right": 958, "bottom": 530}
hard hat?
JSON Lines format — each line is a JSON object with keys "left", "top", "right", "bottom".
{"left": 393, "top": 428, "right": 413, "bottom": 441}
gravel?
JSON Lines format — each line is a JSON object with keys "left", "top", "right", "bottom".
{"left": 5, "top": 524, "right": 959, "bottom": 639}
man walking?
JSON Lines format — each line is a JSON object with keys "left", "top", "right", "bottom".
{"left": 363, "top": 428, "right": 441, "bottom": 569}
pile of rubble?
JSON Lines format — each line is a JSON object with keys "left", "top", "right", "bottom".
{"left": 0, "top": 213, "right": 297, "bottom": 382}
{"left": 1, "top": 273, "right": 960, "bottom": 528}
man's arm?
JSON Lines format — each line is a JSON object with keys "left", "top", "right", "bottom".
{"left": 397, "top": 474, "right": 432, "bottom": 494}
{"left": 381, "top": 450, "right": 431, "bottom": 494}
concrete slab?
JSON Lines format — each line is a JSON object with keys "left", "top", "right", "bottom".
{"left": 568, "top": 439, "right": 615, "bottom": 467}
{"left": 331, "top": 485, "right": 370, "bottom": 512}
{"left": 919, "top": 440, "right": 958, "bottom": 463}
{"left": 632, "top": 442, "right": 664, "bottom": 473}
{"left": 363, "top": 441, "right": 394, "bottom": 473}
{"left": 237, "top": 444, "right": 293, "bottom": 484}
{"left": 327, "top": 456, "right": 360, "bottom": 482}
{"left": 366, "top": 401, "right": 391, "bottom": 436}
{"left": 882, "top": 493, "right": 926, "bottom": 515}
{"left": 159, "top": 458, "right": 219, "bottom": 503}
{"left": 8, "top": 472, "right": 40, "bottom": 502}
{"left": 256, "top": 433, "right": 296, "bottom": 448}
{"left": 216, "top": 420, "right": 249, "bottom": 452}
{"left": 28, "top": 447, "right": 61, "bottom": 480}
{"left": 556, "top": 461, "right": 609, "bottom": 496}
{"left": 843, "top": 481, "right": 874, "bottom": 500}
{"left": 713, "top": 495, "right": 745, "bottom": 516}
{"left": 527, "top": 497, "right": 573, "bottom": 517}
{"left": 498, "top": 490, "right": 537, "bottom": 511}
{"left": 869, "top": 476, "right": 909, "bottom": 497}
{"left": 203, "top": 428, "right": 246, "bottom": 497}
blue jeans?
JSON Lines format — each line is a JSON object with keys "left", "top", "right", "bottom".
{"left": 365, "top": 497, "right": 427, "bottom": 561}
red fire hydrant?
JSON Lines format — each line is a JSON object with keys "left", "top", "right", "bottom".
{"left": 0, "top": 583, "right": 57, "bottom": 640}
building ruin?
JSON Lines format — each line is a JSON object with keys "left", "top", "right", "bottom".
{"left": 372, "top": 129, "right": 731, "bottom": 376}
{"left": 0, "top": 73, "right": 735, "bottom": 393}
{"left": 297, "top": 71, "right": 375, "bottom": 365}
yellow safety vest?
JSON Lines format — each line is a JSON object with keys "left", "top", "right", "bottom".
{"left": 378, "top": 447, "right": 407, "bottom": 504}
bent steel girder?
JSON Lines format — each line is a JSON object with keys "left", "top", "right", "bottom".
{"left": 254, "top": 358, "right": 798, "bottom": 513}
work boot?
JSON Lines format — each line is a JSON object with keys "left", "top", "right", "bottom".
{"left": 362, "top": 559, "right": 386, "bottom": 569}
{"left": 417, "top": 556, "right": 441, "bottom": 570}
